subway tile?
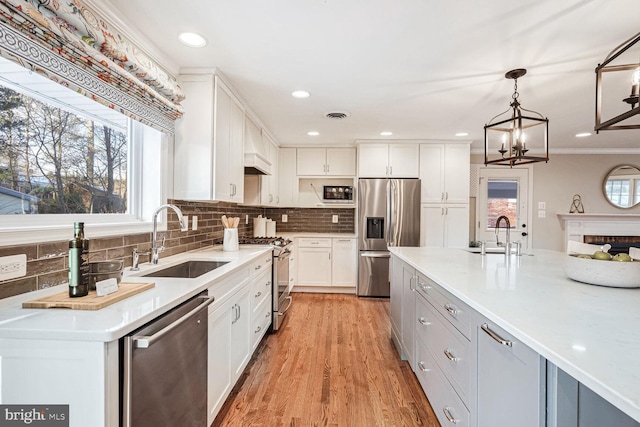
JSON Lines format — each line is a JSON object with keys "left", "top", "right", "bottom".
{"left": 38, "top": 241, "right": 68, "bottom": 259}
{"left": 27, "top": 257, "right": 65, "bottom": 276}
{"left": 38, "top": 270, "right": 68, "bottom": 289}
{"left": 124, "top": 233, "right": 151, "bottom": 246}
{"left": 0, "top": 245, "right": 38, "bottom": 260}
{"left": 0, "top": 276, "right": 38, "bottom": 299}
{"left": 90, "top": 236, "right": 125, "bottom": 251}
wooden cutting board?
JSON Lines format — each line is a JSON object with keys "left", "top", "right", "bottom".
{"left": 22, "top": 282, "right": 155, "bottom": 310}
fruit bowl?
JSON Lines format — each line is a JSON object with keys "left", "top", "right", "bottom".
{"left": 564, "top": 254, "right": 640, "bottom": 288}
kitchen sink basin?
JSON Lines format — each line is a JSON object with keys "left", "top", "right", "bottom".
{"left": 141, "top": 260, "right": 229, "bottom": 278}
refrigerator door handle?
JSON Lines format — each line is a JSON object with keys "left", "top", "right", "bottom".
{"left": 387, "top": 180, "right": 394, "bottom": 247}
{"left": 360, "top": 252, "right": 391, "bottom": 258}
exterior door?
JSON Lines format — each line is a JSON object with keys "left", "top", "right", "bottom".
{"left": 477, "top": 167, "right": 530, "bottom": 248}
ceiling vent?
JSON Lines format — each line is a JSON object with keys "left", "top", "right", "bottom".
{"left": 324, "top": 111, "right": 350, "bottom": 120}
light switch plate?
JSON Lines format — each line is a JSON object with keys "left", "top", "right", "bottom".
{"left": 192, "top": 216, "right": 198, "bottom": 230}
{"left": 282, "top": 214, "right": 288, "bottom": 223}
{"left": 332, "top": 215, "right": 339, "bottom": 223}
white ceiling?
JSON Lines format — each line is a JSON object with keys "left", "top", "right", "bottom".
{"left": 100, "top": 0, "right": 640, "bottom": 152}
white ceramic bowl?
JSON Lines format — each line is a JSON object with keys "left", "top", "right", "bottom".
{"left": 564, "top": 254, "right": 640, "bottom": 288}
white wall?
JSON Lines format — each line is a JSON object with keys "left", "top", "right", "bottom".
{"left": 471, "top": 153, "right": 640, "bottom": 251}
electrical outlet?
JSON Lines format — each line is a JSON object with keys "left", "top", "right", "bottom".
{"left": 538, "top": 210, "right": 546, "bottom": 218}
{"left": 182, "top": 215, "right": 189, "bottom": 231}
{"left": 0, "top": 254, "right": 27, "bottom": 281}
{"left": 538, "top": 201, "right": 546, "bottom": 209}
{"left": 192, "top": 216, "right": 198, "bottom": 230}
{"left": 282, "top": 214, "right": 288, "bottom": 223}
{"left": 332, "top": 215, "right": 339, "bottom": 223}
{"left": 245, "top": 214, "right": 249, "bottom": 224}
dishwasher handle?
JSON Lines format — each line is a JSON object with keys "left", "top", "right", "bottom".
{"left": 134, "top": 295, "right": 214, "bottom": 349}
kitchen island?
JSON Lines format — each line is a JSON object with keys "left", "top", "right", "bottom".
{"left": 390, "top": 246, "right": 640, "bottom": 426}
{"left": 0, "top": 246, "right": 273, "bottom": 427}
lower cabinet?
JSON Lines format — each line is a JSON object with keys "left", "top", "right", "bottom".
{"left": 295, "top": 237, "right": 357, "bottom": 291}
{"left": 477, "top": 318, "right": 544, "bottom": 427}
{"left": 207, "top": 254, "right": 272, "bottom": 425}
{"left": 207, "top": 282, "right": 251, "bottom": 425}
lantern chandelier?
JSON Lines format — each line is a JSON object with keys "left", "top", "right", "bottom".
{"left": 484, "top": 68, "right": 549, "bottom": 167}
{"left": 595, "top": 31, "right": 640, "bottom": 131}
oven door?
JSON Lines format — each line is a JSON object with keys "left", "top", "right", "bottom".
{"left": 272, "top": 250, "right": 292, "bottom": 331}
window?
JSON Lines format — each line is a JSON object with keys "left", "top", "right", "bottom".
{"left": 486, "top": 180, "right": 518, "bottom": 228}
{"left": 0, "top": 57, "right": 166, "bottom": 244}
{"left": 605, "top": 179, "right": 631, "bottom": 207}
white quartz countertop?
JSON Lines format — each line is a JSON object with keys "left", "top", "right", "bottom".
{"left": 0, "top": 246, "right": 272, "bottom": 342}
{"left": 389, "top": 246, "right": 640, "bottom": 423}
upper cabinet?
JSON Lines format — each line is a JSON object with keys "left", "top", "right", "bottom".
{"left": 357, "top": 143, "right": 419, "bottom": 178}
{"left": 278, "top": 148, "right": 298, "bottom": 206}
{"left": 420, "top": 143, "right": 470, "bottom": 204}
{"left": 260, "top": 134, "right": 280, "bottom": 206}
{"left": 297, "top": 147, "right": 356, "bottom": 176}
{"left": 174, "top": 74, "right": 244, "bottom": 202}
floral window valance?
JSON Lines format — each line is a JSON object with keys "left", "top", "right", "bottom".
{"left": 0, "top": 0, "right": 184, "bottom": 133}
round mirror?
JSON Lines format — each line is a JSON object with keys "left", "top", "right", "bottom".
{"left": 603, "top": 165, "right": 640, "bottom": 208}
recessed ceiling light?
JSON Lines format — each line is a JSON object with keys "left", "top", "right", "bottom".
{"left": 380, "top": 131, "right": 393, "bottom": 136}
{"left": 292, "top": 90, "right": 310, "bottom": 99}
{"left": 307, "top": 131, "right": 319, "bottom": 136}
{"left": 178, "top": 32, "right": 207, "bottom": 48}
{"left": 575, "top": 132, "right": 592, "bottom": 138}
{"left": 455, "top": 132, "right": 469, "bottom": 137}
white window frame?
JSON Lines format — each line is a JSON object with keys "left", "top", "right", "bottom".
{"left": 0, "top": 119, "right": 171, "bottom": 246}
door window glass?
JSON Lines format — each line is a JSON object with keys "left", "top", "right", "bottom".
{"left": 486, "top": 180, "right": 518, "bottom": 228}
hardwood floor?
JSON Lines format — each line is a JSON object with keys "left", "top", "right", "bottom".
{"left": 212, "top": 293, "right": 440, "bottom": 427}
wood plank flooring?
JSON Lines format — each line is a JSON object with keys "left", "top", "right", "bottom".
{"left": 212, "top": 293, "right": 440, "bottom": 427}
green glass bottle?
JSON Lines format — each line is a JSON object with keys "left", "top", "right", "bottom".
{"left": 68, "top": 222, "right": 89, "bottom": 297}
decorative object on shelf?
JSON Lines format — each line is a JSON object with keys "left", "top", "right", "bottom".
{"left": 569, "top": 194, "right": 585, "bottom": 213}
{"left": 595, "top": 32, "right": 640, "bottom": 131}
{"left": 484, "top": 68, "right": 549, "bottom": 167}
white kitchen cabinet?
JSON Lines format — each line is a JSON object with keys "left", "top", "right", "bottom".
{"left": 357, "top": 143, "right": 419, "bottom": 178}
{"left": 297, "top": 242, "right": 332, "bottom": 287}
{"left": 390, "top": 256, "right": 404, "bottom": 356}
{"left": 278, "top": 148, "right": 298, "bottom": 206}
{"left": 297, "top": 147, "right": 356, "bottom": 176}
{"left": 477, "top": 318, "right": 545, "bottom": 427}
{"left": 260, "top": 135, "right": 280, "bottom": 206}
{"left": 401, "top": 261, "right": 417, "bottom": 370}
{"left": 420, "top": 143, "right": 470, "bottom": 204}
{"left": 421, "top": 203, "right": 469, "bottom": 248}
{"left": 331, "top": 238, "right": 357, "bottom": 287}
{"left": 175, "top": 74, "right": 244, "bottom": 202}
{"left": 207, "top": 282, "right": 251, "bottom": 425}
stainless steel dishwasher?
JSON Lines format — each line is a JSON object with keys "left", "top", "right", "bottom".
{"left": 122, "top": 291, "right": 213, "bottom": 427}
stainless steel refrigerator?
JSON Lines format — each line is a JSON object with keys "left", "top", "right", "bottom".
{"left": 358, "top": 178, "right": 421, "bottom": 297}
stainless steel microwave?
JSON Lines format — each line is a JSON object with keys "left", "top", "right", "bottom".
{"left": 323, "top": 185, "right": 353, "bottom": 203}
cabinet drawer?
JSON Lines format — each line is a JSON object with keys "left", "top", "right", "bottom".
{"left": 250, "top": 268, "right": 272, "bottom": 312}
{"left": 251, "top": 297, "right": 272, "bottom": 350}
{"left": 416, "top": 273, "right": 471, "bottom": 339}
{"left": 297, "top": 238, "right": 332, "bottom": 248}
{"left": 249, "top": 254, "right": 272, "bottom": 276}
{"left": 415, "top": 340, "right": 470, "bottom": 427}
{"left": 420, "top": 294, "right": 471, "bottom": 405}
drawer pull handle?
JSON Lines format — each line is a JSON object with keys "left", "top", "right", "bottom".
{"left": 418, "top": 361, "right": 429, "bottom": 372}
{"left": 255, "top": 326, "right": 262, "bottom": 334}
{"left": 481, "top": 323, "right": 513, "bottom": 347}
{"left": 418, "top": 317, "right": 430, "bottom": 326}
{"left": 266, "top": 258, "right": 271, "bottom": 263}
{"left": 444, "top": 349, "right": 460, "bottom": 362}
{"left": 255, "top": 265, "right": 262, "bottom": 270}
{"left": 444, "top": 303, "right": 459, "bottom": 316}
{"left": 265, "top": 281, "right": 271, "bottom": 287}
{"left": 265, "top": 312, "right": 271, "bottom": 318}
{"left": 255, "top": 292, "right": 262, "bottom": 298}
{"left": 443, "top": 407, "right": 459, "bottom": 424}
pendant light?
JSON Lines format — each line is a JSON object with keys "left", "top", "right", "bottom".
{"left": 595, "top": 32, "right": 640, "bottom": 131}
{"left": 484, "top": 69, "right": 549, "bottom": 167}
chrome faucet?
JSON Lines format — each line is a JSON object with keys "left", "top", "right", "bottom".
{"left": 495, "top": 215, "right": 511, "bottom": 250}
{"left": 151, "top": 204, "right": 186, "bottom": 265}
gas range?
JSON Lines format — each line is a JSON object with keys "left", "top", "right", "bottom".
{"left": 238, "top": 236, "right": 293, "bottom": 256}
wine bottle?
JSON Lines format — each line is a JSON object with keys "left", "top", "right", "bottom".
{"left": 68, "top": 222, "right": 89, "bottom": 297}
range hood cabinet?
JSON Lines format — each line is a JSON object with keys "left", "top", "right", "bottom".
{"left": 244, "top": 117, "right": 271, "bottom": 175}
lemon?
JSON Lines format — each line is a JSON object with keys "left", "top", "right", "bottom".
{"left": 592, "top": 251, "right": 612, "bottom": 261}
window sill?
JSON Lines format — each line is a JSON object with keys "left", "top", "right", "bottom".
{"left": 0, "top": 221, "right": 154, "bottom": 246}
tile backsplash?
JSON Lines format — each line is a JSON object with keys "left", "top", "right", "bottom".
{"left": 0, "top": 201, "right": 354, "bottom": 300}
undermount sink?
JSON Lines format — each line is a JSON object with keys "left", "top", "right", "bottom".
{"left": 141, "top": 260, "right": 229, "bottom": 278}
